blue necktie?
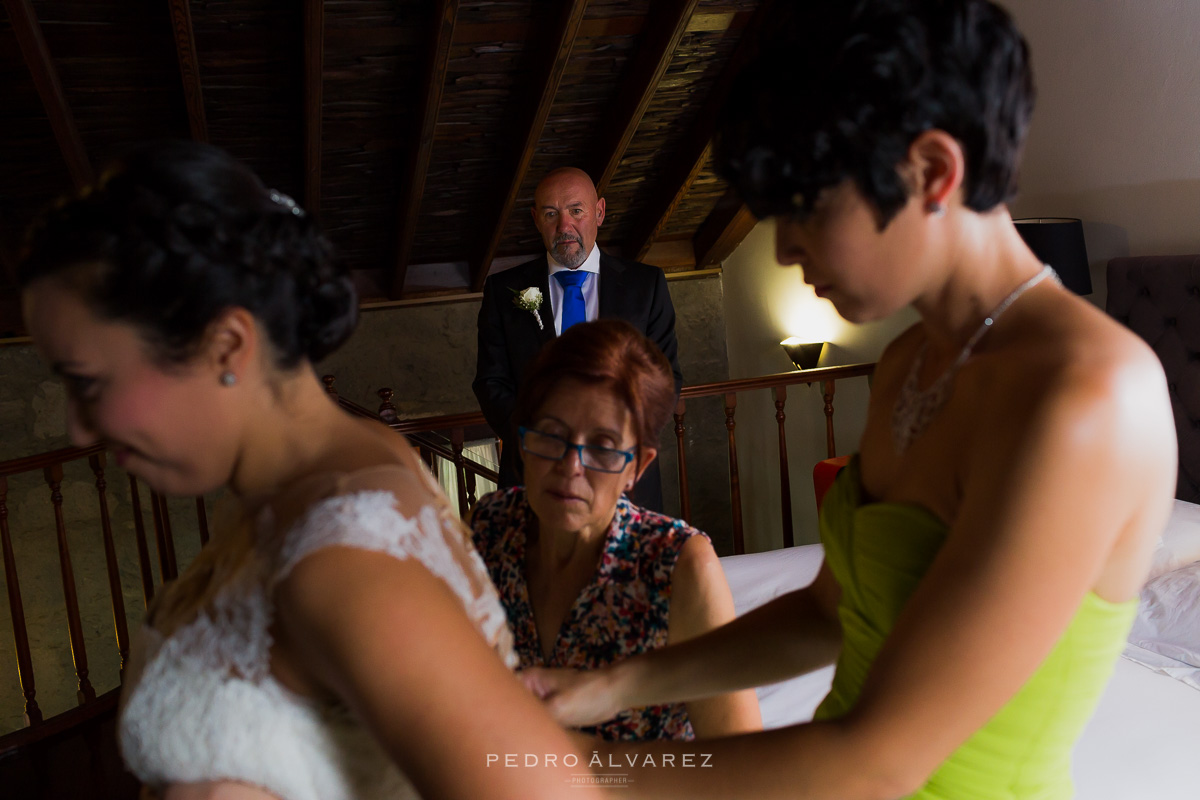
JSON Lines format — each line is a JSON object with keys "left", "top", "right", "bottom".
{"left": 554, "top": 270, "right": 588, "bottom": 333}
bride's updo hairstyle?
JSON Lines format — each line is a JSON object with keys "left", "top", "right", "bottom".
{"left": 19, "top": 140, "right": 357, "bottom": 368}
{"left": 19, "top": 141, "right": 358, "bottom": 635}
{"left": 716, "top": 0, "right": 1035, "bottom": 229}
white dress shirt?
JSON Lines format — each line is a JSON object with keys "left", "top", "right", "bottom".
{"left": 547, "top": 244, "right": 601, "bottom": 335}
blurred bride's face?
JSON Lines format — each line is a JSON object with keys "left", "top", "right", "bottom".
{"left": 23, "top": 277, "right": 243, "bottom": 496}
{"left": 774, "top": 179, "right": 929, "bottom": 323}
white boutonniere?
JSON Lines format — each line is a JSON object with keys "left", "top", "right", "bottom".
{"left": 511, "top": 286, "right": 545, "bottom": 330}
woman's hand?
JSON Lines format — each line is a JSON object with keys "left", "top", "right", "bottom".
{"left": 520, "top": 665, "right": 623, "bottom": 727}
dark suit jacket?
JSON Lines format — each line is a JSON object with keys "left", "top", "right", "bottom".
{"left": 472, "top": 251, "right": 683, "bottom": 512}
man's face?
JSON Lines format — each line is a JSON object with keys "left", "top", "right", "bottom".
{"left": 531, "top": 170, "right": 606, "bottom": 269}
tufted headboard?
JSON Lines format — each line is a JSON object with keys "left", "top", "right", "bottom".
{"left": 1106, "top": 255, "right": 1200, "bottom": 502}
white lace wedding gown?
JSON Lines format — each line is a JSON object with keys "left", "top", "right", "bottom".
{"left": 119, "top": 464, "right": 517, "bottom": 800}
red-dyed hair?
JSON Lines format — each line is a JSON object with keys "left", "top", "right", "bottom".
{"left": 515, "top": 319, "right": 676, "bottom": 454}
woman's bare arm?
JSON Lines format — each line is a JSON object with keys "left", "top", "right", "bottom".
{"left": 273, "top": 546, "right": 602, "bottom": 800}
{"left": 161, "top": 783, "right": 279, "bottom": 800}
{"left": 666, "top": 536, "right": 762, "bottom": 737}
{"left": 524, "top": 561, "right": 841, "bottom": 727}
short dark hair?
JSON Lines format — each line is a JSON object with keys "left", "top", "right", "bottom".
{"left": 515, "top": 319, "right": 676, "bottom": 458}
{"left": 716, "top": 0, "right": 1035, "bottom": 228}
{"left": 19, "top": 140, "right": 357, "bottom": 367}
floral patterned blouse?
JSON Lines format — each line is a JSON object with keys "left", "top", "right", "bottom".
{"left": 470, "top": 487, "right": 708, "bottom": 741}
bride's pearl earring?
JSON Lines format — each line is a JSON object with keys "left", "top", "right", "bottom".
{"left": 926, "top": 200, "right": 946, "bottom": 217}
{"left": 219, "top": 371, "right": 237, "bottom": 387}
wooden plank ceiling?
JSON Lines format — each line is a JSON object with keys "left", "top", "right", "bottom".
{"left": 0, "top": 0, "right": 773, "bottom": 335}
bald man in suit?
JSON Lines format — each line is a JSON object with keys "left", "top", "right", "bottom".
{"left": 472, "top": 167, "right": 682, "bottom": 512}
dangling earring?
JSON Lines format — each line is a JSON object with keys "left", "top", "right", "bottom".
{"left": 925, "top": 200, "right": 946, "bottom": 217}
{"left": 219, "top": 371, "right": 237, "bottom": 387}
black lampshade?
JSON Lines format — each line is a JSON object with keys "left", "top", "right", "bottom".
{"left": 780, "top": 339, "right": 825, "bottom": 370}
{"left": 1013, "top": 218, "right": 1093, "bottom": 295}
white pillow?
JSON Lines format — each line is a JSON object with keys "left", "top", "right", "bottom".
{"left": 1148, "top": 499, "right": 1200, "bottom": 581}
{"left": 719, "top": 544, "right": 824, "bottom": 615}
{"left": 1124, "top": 560, "right": 1200, "bottom": 692}
{"left": 718, "top": 545, "right": 833, "bottom": 729}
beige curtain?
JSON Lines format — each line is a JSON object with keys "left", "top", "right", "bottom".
{"left": 435, "top": 439, "right": 499, "bottom": 515}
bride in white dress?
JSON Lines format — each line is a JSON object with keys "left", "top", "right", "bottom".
{"left": 18, "top": 141, "right": 595, "bottom": 800}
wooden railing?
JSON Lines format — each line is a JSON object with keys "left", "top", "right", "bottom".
{"left": 1, "top": 444, "right": 211, "bottom": 748}
{"left": 326, "top": 362, "right": 876, "bottom": 553}
{"left": 323, "top": 377, "right": 500, "bottom": 517}
{"left": 677, "top": 363, "right": 875, "bottom": 552}
{"left": 0, "top": 362, "right": 872, "bottom": 756}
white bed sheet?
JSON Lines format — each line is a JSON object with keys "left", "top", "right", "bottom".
{"left": 719, "top": 545, "right": 1200, "bottom": 798}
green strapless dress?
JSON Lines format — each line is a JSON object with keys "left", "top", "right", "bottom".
{"left": 814, "top": 456, "right": 1136, "bottom": 799}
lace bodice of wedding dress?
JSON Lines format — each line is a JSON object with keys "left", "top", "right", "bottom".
{"left": 119, "top": 466, "right": 517, "bottom": 800}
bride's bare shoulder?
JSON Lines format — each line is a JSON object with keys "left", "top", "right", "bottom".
{"left": 268, "top": 425, "right": 446, "bottom": 535}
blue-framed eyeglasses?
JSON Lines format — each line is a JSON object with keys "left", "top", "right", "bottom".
{"left": 518, "top": 426, "right": 635, "bottom": 473}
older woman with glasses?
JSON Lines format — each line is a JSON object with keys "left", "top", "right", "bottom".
{"left": 470, "top": 319, "right": 761, "bottom": 741}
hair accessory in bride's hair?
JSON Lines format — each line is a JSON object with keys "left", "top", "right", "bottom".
{"left": 268, "top": 189, "right": 305, "bottom": 217}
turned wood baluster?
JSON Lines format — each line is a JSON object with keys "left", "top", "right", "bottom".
{"left": 88, "top": 454, "right": 130, "bottom": 674}
{"left": 377, "top": 388, "right": 398, "bottom": 423}
{"left": 419, "top": 445, "right": 435, "bottom": 474}
{"left": 774, "top": 385, "right": 795, "bottom": 548}
{"left": 196, "top": 496, "right": 210, "bottom": 546}
{"left": 823, "top": 378, "right": 837, "bottom": 458}
{"left": 450, "top": 428, "right": 469, "bottom": 518}
{"left": 44, "top": 464, "right": 96, "bottom": 704}
{"left": 724, "top": 393, "right": 745, "bottom": 555}
{"left": 127, "top": 475, "right": 155, "bottom": 606}
{"left": 158, "top": 493, "right": 178, "bottom": 580}
{"left": 149, "top": 491, "right": 172, "bottom": 582}
{"left": 465, "top": 468, "right": 479, "bottom": 510}
{"left": 321, "top": 374, "right": 338, "bottom": 399}
{"left": 673, "top": 398, "right": 691, "bottom": 523}
{"left": 1, "top": 475, "right": 43, "bottom": 726}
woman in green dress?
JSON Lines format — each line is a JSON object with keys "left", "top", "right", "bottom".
{"left": 521, "top": 1, "right": 1177, "bottom": 797}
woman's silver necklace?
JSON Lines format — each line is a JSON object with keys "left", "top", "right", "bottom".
{"left": 891, "top": 265, "right": 1058, "bottom": 454}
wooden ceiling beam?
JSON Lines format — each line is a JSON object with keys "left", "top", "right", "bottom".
{"left": 626, "top": 141, "right": 710, "bottom": 262}
{"left": 468, "top": 0, "right": 588, "bottom": 293}
{"left": 0, "top": 245, "right": 17, "bottom": 287}
{"left": 323, "top": 12, "right": 748, "bottom": 49}
{"left": 591, "top": 0, "right": 700, "bottom": 196}
{"left": 167, "top": 0, "right": 208, "bottom": 143}
{"left": 5, "top": 0, "right": 93, "bottom": 188}
{"left": 303, "top": 0, "right": 324, "bottom": 216}
{"left": 692, "top": 186, "right": 757, "bottom": 268}
{"left": 0, "top": 243, "right": 22, "bottom": 336}
{"left": 625, "top": 0, "right": 776, "bottom": 262}
{"left": 389, "top": 0, "right": 459, "bottom": 300}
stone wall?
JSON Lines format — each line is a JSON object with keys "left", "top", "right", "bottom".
{"left": 0, "top": 272, "right": 733, "bottom": 734}
{"left": 1, "top": 344, "right": 70, "bottom": 462}
{"left": 317, "top": 274, "right": 737, "bottom": 552}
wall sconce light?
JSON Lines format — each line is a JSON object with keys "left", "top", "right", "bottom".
{"left": 780, "top": 338, "right": 826, "bottom": 370}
